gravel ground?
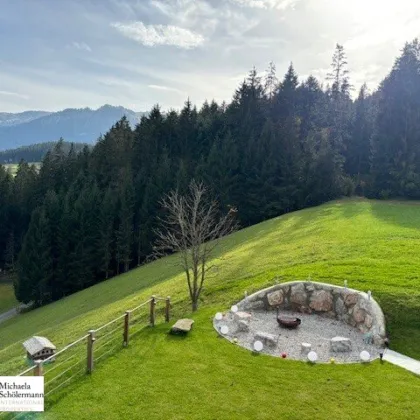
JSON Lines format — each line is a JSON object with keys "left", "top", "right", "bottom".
{"left": 213, "top": 308, "right": 382, "bottom": 364}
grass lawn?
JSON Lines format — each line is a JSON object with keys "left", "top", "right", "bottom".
{"left": 0, "top": 282, "right": 18, "bottom": 313}
{"left": 0, "top": 198, "right": 419, "bottom": 418}
{"left": 46, "top": 309, "right": 420, "bottom": 420}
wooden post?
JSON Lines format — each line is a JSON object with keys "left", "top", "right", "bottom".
{"left": 150, "top": 296, "right": 156, "bottom": 327}
{"left": 165, "top": 296, "right": 171, "bottom": 323}
{"left": 34, "top": 360, "right": 43, "bottom": 376}
{"left": 87, "top": 329, "right": 96, "bottom": 374}
{"left": 123, "top": 311, "right": 131, "bottom": 347}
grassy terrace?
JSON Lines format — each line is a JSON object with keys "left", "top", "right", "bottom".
{"left": 0, "top": 198, "right": 419, "bottom": 418}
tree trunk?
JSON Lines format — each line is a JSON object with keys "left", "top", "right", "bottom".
{"left": 192, "top": 299, "right": 198, "bottom": 312}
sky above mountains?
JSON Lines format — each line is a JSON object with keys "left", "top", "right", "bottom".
{"left": 1, "top": 0, "right": 420, "bottom": 113}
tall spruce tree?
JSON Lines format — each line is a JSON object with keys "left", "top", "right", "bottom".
{"left": 371, "top": 39, "right": 420, "bottom": 198}
{"left": 16, "top": 207, "right": 52, "bottom": 305}
{"left": 116, "top": 172, "right": 134, "bottom": 273}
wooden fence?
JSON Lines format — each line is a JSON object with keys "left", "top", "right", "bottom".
{"left": 0, "top": 295, "right": 171, "bottom": 419}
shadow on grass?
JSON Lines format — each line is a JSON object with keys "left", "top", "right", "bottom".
{"left": 165, "top": 332, "right": 190, "bottom": 341}
{"left": 369, "top": 199, "right": 420, "bottom": 231}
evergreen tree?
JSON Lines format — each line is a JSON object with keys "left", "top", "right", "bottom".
{"left": 346, "top": 84, "right": 375, "bottom": 194}
{"left": 43, "top": 190, "right": 63, "bottom": 300}
{"left": 98, "top": 186, "right": 116, "bottom": 279}
{"left": 16, "top": 207, "right": 52, "bottom": 305}
{"left": 116, "top": 172, "right": 134, "bottom": 273}
{"left": 371, "top": 39, "right": 420, "bottom": 198}
{"left": 264, "top": 61, "right": 278, "bottom": 101}
{"left": 0, "top": 166, "right": 12, "bottom": 268}
{"left": 326, "top": 44, "right": 352, "bottom": 169}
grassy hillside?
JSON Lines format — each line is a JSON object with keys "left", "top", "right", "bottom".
{"left": 0, "top": 198, "right": 419, "bottom": 418}
{"left": 2, "top": 162, "right": 41, "bottom": 176}
{"left": 0, "top": 282, "right": 17, "bottom": 313}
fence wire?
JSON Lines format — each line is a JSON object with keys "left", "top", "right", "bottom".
{"left": 1, "top": 297, "right": 169, "bottom": 417}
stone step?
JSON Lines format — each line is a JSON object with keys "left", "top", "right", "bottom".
{"left": 170, "top": 319, "right": 194, "bottom": 334}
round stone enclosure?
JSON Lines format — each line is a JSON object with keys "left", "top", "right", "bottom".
{"left": 237, "top": 281, "right": 386, "bottom": 346}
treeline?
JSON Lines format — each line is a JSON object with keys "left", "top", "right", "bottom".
{"left": 0, "top": 140, "right": 89, "bottom": 164}
{"left": 1, "top": 40, "right": 420, "bottom": 306}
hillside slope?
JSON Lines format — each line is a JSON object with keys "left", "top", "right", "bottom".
{"left": 0, "top": 198, "right": 419, "bottom": 360}
{"left": 1, "top": 198, "right": 419, "bottom": 418}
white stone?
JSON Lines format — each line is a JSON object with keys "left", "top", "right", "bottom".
{"left": 254, "top": 332, "right": 277, "bottom": 348}
{"left": 301, "top": 343, "right": 311, "bottom": 353}
{"left": 330, "top": 336, "right": 352, "bottom": 352}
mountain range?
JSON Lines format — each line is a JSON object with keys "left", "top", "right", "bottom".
{"left": 0, "top": 105, "right": 146, "bottom": 151}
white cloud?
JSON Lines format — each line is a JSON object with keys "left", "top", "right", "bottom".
{"left": 111, "top": 21, "right": 205, "bottom": 49}
{"left": 230, "top": 0, "right": 299, "bottom": 10}
{"left": 148, "top": 84, "right": 183, "bottom": 94}
{"left": 0, "top": 90, "right": 29, "bottom": 100}
{"left": 71, "top": 41, "right": 92, "bottom": 52}
{"left": 97, "top": 77, "right": 133, "bottom": 88}
{"left": 346, "top": 17, "right": 420, "bottom": 51}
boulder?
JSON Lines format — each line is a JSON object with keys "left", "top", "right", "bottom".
{"left": 234, "top": 311, "right": 252, "bottom": 322}
{"left": 237, "top": 320, "right": 250, "bottom": 333}
{"left": 309, "top": 290, "right": 333, "bottom": 312}
{"left": 364, "top": 314, "right": 373, "bottom": 328}
{"left": 290, "top": 284, "right": 307, "bottom": 306}
{"left": 170, "top": 319, "right": 194, "bottom": 334}
{"left": 335, "top": 297, "right": 346, "bottom": 315}
{"left": 343, "top": 293, "right": 359, "bottom": 307}
{"left": 267, "top": 290, "right": 284, "bottom": 307}
{"left": 243, "top": 300, "right": 265, "bottom": 311}
{"left": 254, "top": 332, "right": 277, "bottom": 348}
{"left": 330, "top": 336, "right": 352, "bottom": 352}
{"left": 353, "top": 306, "right": 366, "bottom": 323}
{"left": 298, "top": 305, "right": 312, "bottom": 314}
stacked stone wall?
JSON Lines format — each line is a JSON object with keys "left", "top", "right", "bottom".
{"left": 237, "top": 281, "right": 386, "bottom": 345}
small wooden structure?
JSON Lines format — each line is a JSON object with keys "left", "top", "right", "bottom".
{"left": 23, "top": 336, "right": 56, "bottom": 361}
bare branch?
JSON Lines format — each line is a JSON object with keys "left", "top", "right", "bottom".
{"left": 153, "top": 180, "right": 238, "bottom": 311}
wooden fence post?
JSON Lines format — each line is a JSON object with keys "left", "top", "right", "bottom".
{"left": 123, "top": 311, "right": 131, "bottom": 347}
{"left": 87, "top": 329, "right": 96, "bottom": 374}
{"left": 34, "top": 360, "right": 43, "bottom": 376}
{"left": 150, "top": 296, "right": 156, "bottom": 327}
{"left": 165, "top": 296, "right": 171, "bottom": 323}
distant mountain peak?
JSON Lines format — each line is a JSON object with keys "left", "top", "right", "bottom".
{"left": 0, "top": 105, "right": 148, "bottom": 151}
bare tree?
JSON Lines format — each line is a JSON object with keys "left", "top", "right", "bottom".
{"left": 154, "top": 180, "right": 238, "bottom": 312}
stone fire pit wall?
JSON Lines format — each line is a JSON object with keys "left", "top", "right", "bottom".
{"left": 237, "top": 281, "right": 386, "bottom": 345}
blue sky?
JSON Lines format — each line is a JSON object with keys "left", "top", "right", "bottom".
{"left": 1, "top": 0, "right": 420, "bottom": 112}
